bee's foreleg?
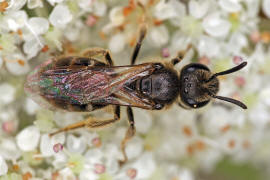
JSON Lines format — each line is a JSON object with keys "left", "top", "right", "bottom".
{"left": 131, "top": 24, "right": 147, "bottom": 65}
{"left": 171, "top": 44, "right": 192, "bottom": 66}
{"left": 81, "top": 48, "right": 114, "bottom": 66}
{"left": 49, "top": 106, "right": 120, "bottom": 136}
{"left": 119, "top": 106, "right": 136, "bottom": 166}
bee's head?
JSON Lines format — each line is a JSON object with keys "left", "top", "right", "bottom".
{"left": 179, "top": 62, "right": 248, "bottom": 109}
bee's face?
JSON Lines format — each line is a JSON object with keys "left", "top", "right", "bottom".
{"left": 179, "top": 63, "right": 219, "bottom": 109}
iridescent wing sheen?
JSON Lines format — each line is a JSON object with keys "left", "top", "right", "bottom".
{"left": 25, "top": 57, "right": 156, "bottom": 111}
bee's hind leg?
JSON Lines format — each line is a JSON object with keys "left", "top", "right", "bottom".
{"left": 171, "top": 44, "right": 192, "bottom": 66}
{"left": 119, "top": 106, "right": 136, "bottom": 166}
{"left": 82, "top": 48, "right": 114, "bottom": 66}
{"left": 49, "top": 106, "right": 120, "bottom": 136}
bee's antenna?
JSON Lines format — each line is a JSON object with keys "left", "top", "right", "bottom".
{"left": 208, "top": 61, "right": 247, "bottom": 82}
{"left": 212, "top": 95, "right": 247, "bottom": 109}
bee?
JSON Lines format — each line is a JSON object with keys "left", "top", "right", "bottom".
{"left": 25, "top": 24, "right": 247, "bottom": 165}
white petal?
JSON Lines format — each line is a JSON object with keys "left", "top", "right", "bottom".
{"left": 28, "top": 17, "right": 49, "bottom": 35}
{"left": 6, "top": 0, "right": 27, "bottom": 11}
{"left": 0, "top": 155, "right": 8, "bottom": 176}
{"left": 6, "top": 11, "right": 28, "bottom": 31}
{"left": 0, "top": 139, "right": 21, "bottom": 160}
{"left": 147, "top": 25, "right": 169, "bottom": 47}
{"left": 198, "top": 35, "right": 220, "bottom": 57}
{"left": 64, "top": 21, "right": 83, "bottom": 42}
{"left": 25, "top": 98, "right": 40, "bottom": 115}
{"left": 79, "top": 170, "right": 99, "bottom": 180}
{"left": 108, "top": 33, "right": 125, "bottom": 53}
{"left": 263, "top": 0, "right": 270, "bottom": 18}
{"left": 16, "top": 125, "right": 40, "bottom": 151}
{"left": 49, "top": 4, "right": 73, "bottom": 28}
{"left": 5, "top": 59, "right": 30, "bottom": 75}
{"left": 109, "top": 7, "right": 125, "bottom": 26}
{"left": 132, "top": 153, "right": 156, "bottom": 179}
{"left": 154, "top": 0, "right": 179, "bottom": 20}
{"left": 92, "top": 1, "right": 107, "bottom": 17}
{"left": 47, "top": 0, "right": 64, "bottom": 6}
{"left": 126, "top": 137, "right": 143, "bottom": 159}
{"left": 202, "top": 12, "right": 231, "bottom": 37}
{"left": 28, "top": 0, "right": 43, "bottom": 9}
{"left": 189, "top": 0, "right": 209, "bottom": 19}
{"left": 219, "top": 0, "right": 242, "bottom": 13}
{"left": 178, "top": 169, "right": 194, "bottom": 180}
{"left": 78, "top": 0, "right": 94, "bottom": 12}
{"left": 0, "top": 55, "right": 3, "bottom": 69}
{"left": 58, "top": 167, "right": 76, "bottom": 180}
{"left": 0, "top": 83, "right": 15, "bottom": 105}
{"left": 66, "top": 134, "right": 87, "bottom": 154}
{"left": 23, "top": 38, "right": 43, "bottom": 59}
{"left": 40, "top": 134, "right": 65, "bottom": 156}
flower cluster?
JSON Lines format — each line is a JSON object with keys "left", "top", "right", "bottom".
{"left": 0, "top": 0, "right": 270, "bottom": 179}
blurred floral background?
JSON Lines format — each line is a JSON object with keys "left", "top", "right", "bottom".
{"left": 0, "top": 0, "right": 270, "bottom": 179}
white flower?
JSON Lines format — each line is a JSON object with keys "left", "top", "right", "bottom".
{"left": 28, "top": 17, "right": 49, "bottom": 35}
{"left": 130, "top": 153, "right": 156, "bottom": 179}
{"left": 154, "top": 0, "right": 180, "bottom": 20}
{"left": 108, "top": 33, "right": 126, "bottom": 53}
{"left": 189, "top": 0, "right": 209, "bottom": 19}
{"left": 16, "top": 125, "right": 40, "bottom": 151}
{"left": 47, "top": 0, "right": 64, "bottom": 6}
{"left": 27, "top": 0, "right": 43, "bottom": 9}
{"left": 5, "top": 10, "right": 28, "bottom": 32}
{"left": 5, "top": 0, "right": 27, "bottom": 12}
{"left": 198, "top": 35, "right": 221, "bottom": 58}
{"left": 125, "top": 137, "right": 143, "bottom": 160}
{"left": 202, "top": 12, "right": 231, "bottom": 37}
{"left": 49, "top": 4, "right": 73, "bottom": 28}
{"left": 23, "top": 37, "right": 43, "bottom": 59}
{"left": 58, "top": 167, "right": 76, "bottom": 180}
{"left": 0, "top": 56, "right": 3, "bottom": 69}
{"left": 67, "top": 134, "right": 87, "bottom": 154}
{"left": 219, "top": 0, "right": 242, "bottom": 13}
{"left": 24, "top": 98, "right": 40, "bottom": 115}
{"left": 91, "top": 1, "right": 107, "bottom": 17}
{"left": 262, "top": 0, "right": 270, "bottom": 18}
{"left": 0, "top": 155, "right": 8, "bottom": 176}
{"left": 177, "top": 169, "right": 194, "bottom": 180}
{"left": 0, "top": 138, "right": 21, "bottom": 160}
{"left": 5, "top": 53, "right": 30, "bottom": 75}
{"left": 147, "top": 25, "right": 169, "bottom": 47}
{"left": 40, "top": 134, "right": 65, "bottom": 156}
{"left": 0, "top": 83, "right": 16, "bottom": 105}
{"left": 109, "top": 6, "right": 125, "bottom": 27}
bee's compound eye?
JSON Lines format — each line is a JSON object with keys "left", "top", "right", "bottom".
{"left": 154, "top": 103, "right": 164, "bottom": 110}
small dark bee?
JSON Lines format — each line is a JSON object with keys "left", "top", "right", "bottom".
{"left": 25, "top": 25, "right": 247, "bottom": 165}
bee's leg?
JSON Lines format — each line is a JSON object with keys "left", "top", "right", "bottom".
{"left": 49, "top": 106, "right": 120, "bottom": 136}
{"left": 82, "top": 48, "right": 114, "bottom": 66}
{"left": 171, "top": 44, "right": 192, "bottom": 66}
{"left": 131, "top": 24, "right": 147, "bottom": 65}
{"left": 119, "top": 106, "right": 136, "bottom": 166}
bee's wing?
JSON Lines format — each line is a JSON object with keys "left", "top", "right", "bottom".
{"left": 90, "top": 63, "right": 158, "bottom": 109}
{"left": 25, "top": 59, "right": 156, "bottom": 111}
